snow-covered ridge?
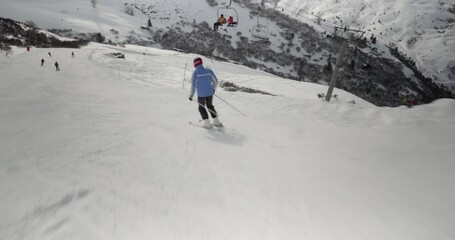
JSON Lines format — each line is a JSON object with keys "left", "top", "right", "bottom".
{"left": 0, "top": 17, "right": 86, "bottom": 50}
{"left": 277, "top": 0, "right": 455, "bottom": 87}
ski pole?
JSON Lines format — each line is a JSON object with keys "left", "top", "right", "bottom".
{"left": 182, "top": 61, "right": 187, "bottom": 89}
{"left": 214, "top": 94, "right": 247, "bottom": 117}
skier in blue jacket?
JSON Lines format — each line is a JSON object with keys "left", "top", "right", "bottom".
{"left": 189, "top": 57, "right": 223, "bottom": 128}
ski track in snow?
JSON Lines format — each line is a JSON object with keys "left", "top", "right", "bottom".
{"left": 0, "top": 44, "right": 454, "bottom": 240}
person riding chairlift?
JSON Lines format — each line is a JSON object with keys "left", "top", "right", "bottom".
{"left": 213, "top": 14, "right": 226, "bottom": 31}
{"left": 227, "top": 16, "right": 236, "bottom": 26}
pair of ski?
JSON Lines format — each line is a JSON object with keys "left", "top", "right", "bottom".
{"left": 188, "top": 120, "right": 227, "bottom": 132}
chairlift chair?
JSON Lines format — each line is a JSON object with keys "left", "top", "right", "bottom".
{"left": 251, "top": 15, "right": 269, "bottom": 40}
{"left": 217, "top": 0, "right": 239, "bottom": 27}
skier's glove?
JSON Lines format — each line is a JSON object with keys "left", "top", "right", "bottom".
{"left": 189, "top": 97, "right": 193, "bottom": 101}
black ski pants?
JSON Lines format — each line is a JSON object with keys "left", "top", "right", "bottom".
{"left": 214, "top": 22, "right": 222, "bottom": 30}
{"left": 198, "top": 96, "right": 217, "bottom": 120}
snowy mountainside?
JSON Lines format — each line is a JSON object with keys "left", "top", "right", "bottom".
{"left": 276, "top": 0, "right": 455, "bottom": 88}
{"left": 0, "top": 17, "right": 87, "bottom": 49}
{"left": 0, "top": 0, "right": 453, "bottom": 107}
{"left": 0, "top": 0, "right": 143, "bottom": 40}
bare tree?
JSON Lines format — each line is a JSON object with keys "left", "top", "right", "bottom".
{"left": 25, "top": 20, "right": 37, "bottom": 28}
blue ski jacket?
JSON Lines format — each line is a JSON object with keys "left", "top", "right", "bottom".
{"left": 189, "top": 65, "right": 219, "bottom": 98}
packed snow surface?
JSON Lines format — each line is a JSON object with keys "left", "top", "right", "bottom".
{"left": 0, "top": 44, "right": 454, "bottom": 240}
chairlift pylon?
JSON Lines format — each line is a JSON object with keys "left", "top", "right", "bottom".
{"left": 217, "top": 0, "right": 239, "bottom": 27}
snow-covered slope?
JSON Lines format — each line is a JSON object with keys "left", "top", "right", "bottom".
{"left": 0, "top": 0, "right": 146, "bottom": 40}
{"left": 1, "top": 0, "right": 453, "bottom": 105}
{"left": 0, "top": 0, "right": 255, "bottom": 43}
{"left": 0, "top": 0, "right": 280, "bottom": 51}
{"left": 277, "top": 0, "right": 455, "bottom": 87}
{"left": 0, "top": 0, "right": 285, "bottom": 70}
{"left": 1, "top": 44, "right": 454, "bottom": 240}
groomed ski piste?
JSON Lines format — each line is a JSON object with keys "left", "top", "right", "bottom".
{"left": 1, "top": 43, "right": 454, "bottom": 240}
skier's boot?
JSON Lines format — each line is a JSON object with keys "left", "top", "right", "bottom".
{"left": 202, "top": 119, "right": 213, "bottom": 129}
{"left": 212, "top": 118, "right": 223, "bottom": 127}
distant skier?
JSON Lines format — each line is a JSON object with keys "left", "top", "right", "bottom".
{"left": 55, "top": 61, "right": 60, "bottom": 71}
{"left": 403, "top": 96, "right": 414, "bottom": 108}
{"left": 48, "top": 52, "right": 52, "bottom": 57}
{"left": 71, "top": 51, "right": 75, "bottom": 57}
{"left": 41, "top": 58, "right": 45, "bottom": 66}
{"left": 189, "top": 57, "right": 223, "bottom": 128}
